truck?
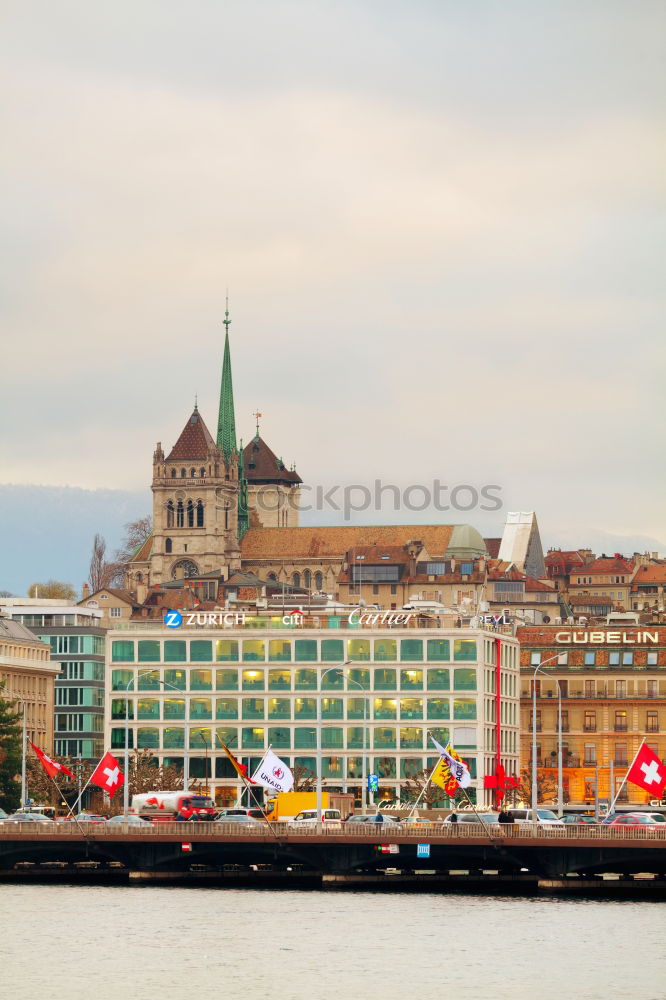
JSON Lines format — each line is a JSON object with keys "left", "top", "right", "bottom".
{"left": 131, "top": 791, "right": 217, "bottom": 822}
{"left": 265, "top": 791, "right": 354, "bottom": 822}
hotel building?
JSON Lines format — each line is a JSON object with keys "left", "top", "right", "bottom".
{"left": 519, "top": 623, "right": 666, "bottom": 807}
{"left": 105, "top": 618, "right": 520, "bottom": 808}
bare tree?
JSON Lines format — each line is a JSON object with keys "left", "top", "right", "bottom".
{"left": 88, "top": 533, "right": 117, "bottom": 592}
{"left": 400, "top": 768, "right": 450, "bottom": 808}
{"left": 291, "top": 764, "right": 316, "bottom": 792}
{"left": 111, "top": 515, "right": 153, "bottom": 588}
{"left": 28, "top": 580, "right": 77, "bottom": 600}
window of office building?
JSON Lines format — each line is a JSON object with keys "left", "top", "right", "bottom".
{"left": 375, "top": 639, "right": 398, "bottom": 661}
{"left": 427, "top": 698, "right": 450, "bottom": 720}
{"left": 373, "top": 698, "right": 396, "bottom": 720}
{"left": 191, "top": 698, "right": 212, "bottom": 720}
{"left": 268, "top": 669, "right": 291, "bottom": 690}
{"left": 137, "top": 698, "right": 160, "bottom": 720}
{"left": 294, "top": 697, "right": 316, "bottom": 720}
{"left": 453, "top": 699, "right": 476, "bottom": 721}
{"left": 269, "top": 640, "right": 292, "bottom": 662}
{"left": 294, "top": 639, "right": 318, "bottom": 661}
{"left": 400, "top": 727, "right": 422, "bottom": 749}
{"left": 242, "top": 640, "right": 265, "bottom": 662}
{"left": 242, "top": 698, "right": 265, "bottom": 720}
{"left": 321, "top": 639, "right": 345, "bottom": 662}
{"left": 322, "top": 728, "right": 344, "bottom": 750}
{"left": 137, "top": 728, "right": 159, "bottom": 749}
{"left": 321, "top": 697, "right": 343, "bottom": 720}
{"left": 267, "top": 698, "right": 290, "bottom": 720}
{"left": 112, "top": 641, "right": 134, "bottom": 663}
{"left": 215, "top": 669, "right": 238, "bottom": 690}
{"left": 400, "top": 698, "right": 423, "bottom": 720}
{"left": 216, "top": 640, "right": 239, "bottom": 662}
{"left": 347, "top": 697, "right": 367, "bottom": 720}
{"left": 294, "top": 727, "right": 316, "bottom": 749}
{"left": 374, "top": 668, "right": 396, "bottom": 690}
{"left": 242, "top": 669, "right": 264, "bottom": 690}
{"left": 164, "top": 669, "right": 186, "bottom": 690}
{"left": 241, "top": 727, "right": 265, "bottom": 750}
{"left": 163, "top": 728, "right": 185, "bottom": 749}
{"left": 347, "top": 638, "right": 371, "bottom": 661}
{"left": 268, "top": 727, "right": 290, "bottom": 749}
{"left": 401, "top": 668, "right": 423, "bottom": 690}
{"left": 138, "top": 670, "right": 160, "bottom": 690}
{"left": 164, "top": 698, "right": 186, "bottom": 720}
{"left": 400, "top": 639, "right": 423, "bottom": 662}
{"left": 191, "top": 669, "right": 212, "bottom": 690}
{"left": 427, "top": 668, "right": 450, "bottom": 690}
{"left": 453, "top": 668, "right": 476, "bottom": 691}
{"left": 137, "top": 641, "right": 160, "bottom": 663}
{"left": 453, "top": 640, "right": 476, "bottom": 661}
{"left": 164, "top": 640, "right": 187, "bottom": 662}
{"left": 373, "top": 727, "right": 396, "bottom": 749}
{"left": 190, "top": 640, "right": 213, "bottom": 662}
{"left": 427, "top": 640, "right": 450, "bottom": 661}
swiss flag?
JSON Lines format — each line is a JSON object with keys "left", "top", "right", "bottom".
{"left": 627, "top": 742, "right": 666, "bottom": 797}
{"left": 90, "top": 752, "right": 125, "bottom": 798}
{"left": 30, "top": 742, "right": 75, "bottom": 780}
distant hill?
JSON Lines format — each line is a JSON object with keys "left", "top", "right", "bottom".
{"left": 0, "top": 484, "right": 151, "bottom": 597}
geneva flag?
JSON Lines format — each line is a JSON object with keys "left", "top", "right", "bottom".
{"left": 626, "top": 742, "right": 666, "bottom": 798}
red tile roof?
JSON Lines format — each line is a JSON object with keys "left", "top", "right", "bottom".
{"left": 241, "top": 525, "right": 454, "bottom": 559}
{"left": 243, "top": 436, "right": 302, "bottom": 484}
{"left": 632, "top": 564, "right": 666, "bottom": 584}
{"left": 484, "top": 538, "right": 502, "bottom": 559}
{"left": 571, "top": 557, "right": 635, "bottom": 576}
{"left": 131, "top": 536, "right": 153, "bottom": 563}
{"left": 166, "top": 408, "right": 217, "bottom": 461}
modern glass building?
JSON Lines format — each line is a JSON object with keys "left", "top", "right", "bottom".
{"left": 106, "top": 621, "right": 520, "bottom": 808}
{"left": 2, "top": 602, "right": 106, "bottom": 762}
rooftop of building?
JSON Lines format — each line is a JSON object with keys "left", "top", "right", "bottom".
{"left": 166, "top": 406, "right": 218, "bottom": 462}
{"left": 240, "top": 523, "right": 489, "bottom": 560}
{"left": 0, "top": 616, "right": 51, "bottom": 644}
{"left": 243, "top": 435, "right": 301, "bottom": 485}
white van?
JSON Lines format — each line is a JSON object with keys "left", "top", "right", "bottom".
{"left": 510, "top": 808, "right": 564, "bottom": 826}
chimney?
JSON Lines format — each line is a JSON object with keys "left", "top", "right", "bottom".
{"left": 82, "top": 583, "right": 90, "bottom": 599}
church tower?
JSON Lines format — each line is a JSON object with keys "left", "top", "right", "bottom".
{"left": 145, "top": 309, "right": 243, "bottom": 585}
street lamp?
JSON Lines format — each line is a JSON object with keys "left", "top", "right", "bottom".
{"left": 195, "top": 730, "right": 210, "bottom": 795}
{"left": 123, "top": 671, "right": 190, "bottom": 816}
{"left": 316, "top": 661, "right": 354, "bottom": 822}
{"left": 531, "top": 653, "right": 564, "bottom": 818}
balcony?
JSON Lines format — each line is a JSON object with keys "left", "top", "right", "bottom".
{"left": 614, "top": 724, "right": 628, "bottom": 732}
{"left": 583, "top": 725, "right": 596, "bottom": 732}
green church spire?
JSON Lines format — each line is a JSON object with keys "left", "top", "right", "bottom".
{"left": 217, "top": 298, "right": 237, "bottom": 462}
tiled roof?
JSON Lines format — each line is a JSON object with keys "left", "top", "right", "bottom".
{"left": 345, "top": 545, "right": 409, "bottom": 564}
{"left": 243, "top": 436, "right": 302, "bottom": 485}
{"left": 633, "top": 564, "right": 666, "bottom": 584}
{"left": 523, "top": 576, "right": 556, "bottom": 593}
{"left": 484, "top": 538, "right": 502, "bottom": 559}
{"left": 79, "top": 588, "right": 136, "bottom": 606}
{"left": 131, "top": 535, "right": 153, "bottom": 563}
{"left": 166, "top": 407, "right": 218, "bottom": 461}
{"left": 0, "top": 617, "right": 49, "bottom": 644}
{"left": 241, "top": 525, "right": 455, "bottom": 560}
{"left": 571, "top": 557, "right": 635, "bottom": 576}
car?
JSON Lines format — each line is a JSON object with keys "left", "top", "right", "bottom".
{"left": 561, "top": 814, "right": 598, "bottom": 825}
{"left": 400, "top": 816, "right": 432, "bottom": 826}
{"left": 105, "top": 814, "right": 153, "bottom": 827}
{"left": 359, "top": 813, "right": 401, "bottom": 825}
{"left": 508, "top": 808, "right": 564, "bottom": 826}
{"left": 217, "top": 807, "right": 267, "bottom": 820}
{"left": 288, "top": 809, "right": 342, "bottom": 827}
{"left": 65, "top": 813, "right": 108, "bottom": 824}
{"left": 217, "top": 814, "right": 263, "bottom": 825}
{"left": 633, "top": 812, "right": 666, "bottom": 824}
{"left": 442, "top": 812, "right": 500, "bottom": 825}
{"left": 4, "top": 811, "right": 55, "bottom": 824}
{"left": 604, "top": 813, "right": 662, "bottom": 828}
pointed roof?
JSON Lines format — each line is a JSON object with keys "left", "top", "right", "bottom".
{"left": 217, "top": 306, "right": 237, "bottom": 462}
{"left": 166, "top": 407, "right": 217, "bottom": 461}
{"left": 243, "top": 435, "right": 302, "bottom": 484}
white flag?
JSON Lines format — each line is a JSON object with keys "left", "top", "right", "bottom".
{"left": 430, "top": 734, "right": 472, "bottom": 789}
{"left": 251, "top": 749, "right": 294, "bottom": 794}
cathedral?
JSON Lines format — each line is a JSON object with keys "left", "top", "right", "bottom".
{"left": 127, "top": 309, "right": 302, "bottom": 590}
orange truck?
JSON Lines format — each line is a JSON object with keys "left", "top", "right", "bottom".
{"left": 265, "top": 792, "right": 354, "bottom": 822}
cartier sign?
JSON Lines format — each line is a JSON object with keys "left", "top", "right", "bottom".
{"left": 554, "top": 631, "right": 658, "bottom": 645}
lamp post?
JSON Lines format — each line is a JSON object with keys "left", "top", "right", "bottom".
{"left": 195, "top": 730, "right": 210, "bottom": 795}
{"left": 346, "top": 675, "right": 368, "bottom": 814}
{"left": 316, "top": 661, "right": 351, "bottom": 822}
{"left": 531, "top": 653, "right": 564, "bottom": 818}
{"left": 123, "top": 672, "right": 190, "bottom": 816}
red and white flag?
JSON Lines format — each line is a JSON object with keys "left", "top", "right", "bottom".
{"left": 90, "top": 752, "right": 125, "bottom": 798}
{"left": 30, "top": 742, "right": 75, "bottom": 781}
{"left": 626, "top": 742, "right": 666, "bottom": 797}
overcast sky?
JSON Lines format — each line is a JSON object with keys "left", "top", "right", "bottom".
{"left": 1, "top": 0, "right": 665, "bottom": 574}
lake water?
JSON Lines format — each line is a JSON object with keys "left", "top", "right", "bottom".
{"left": 1, "top": 885, "right": 665, "bottom": 1000}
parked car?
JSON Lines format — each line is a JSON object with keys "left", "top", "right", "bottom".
{"left": 360, "top": 813, "right": 401, "bottom": 825}
{"left": 105, "top": 814, "right": 152, "bottom": 827}
{"left": 561, "top": 814, "right": 598, "bottom": 825}
{"left": 400, "top": 816, "right": 432, "bottom": 826}
{"left": 288, "top": 809, "right": 342, "bottom": 827}
{"left": 217, "top": 814, "right": 263, "bottom": 825}
{"left": 65, "top": 813, "right": 108, "bottom": 824}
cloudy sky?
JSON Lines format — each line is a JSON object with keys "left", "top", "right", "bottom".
{"left": 1, "top": 1, "right": 665, "bottom": 591}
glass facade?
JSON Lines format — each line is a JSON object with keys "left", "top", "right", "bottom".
{"left": 106, "top": 628, "right": 519, "bottom": 806}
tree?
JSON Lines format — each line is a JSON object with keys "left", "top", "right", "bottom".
{"left": 27, "top": 580, "right": 77, "bottom": 600}
{"left": 510, "top": 767, "right": 558, "bottom": 807}
{"left": 88, "top": 533, "right": 118, "bottom": 592}
{"left": 0, "top": 683, "right": 23, "bottom": 812}
{"left": 0, "top": 590, "right": 15, "bottom": 598}
{"left": 400, "top": 768, "right": 449, "bottom": 808}
{"left": 110, "top": 515, "right": 153, "bottom": 589}
{"left": 291, "top": 763, "right": 316, "bottom": 792}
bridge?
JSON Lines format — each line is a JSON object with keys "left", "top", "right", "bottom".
{"left": 1, "top": 822, "right": 666, "bottom": 892}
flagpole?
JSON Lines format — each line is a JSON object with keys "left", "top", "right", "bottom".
{"left": 406, "top": 759, "right": 440, "bottom": 819}
{"left": 218, "top": 738, "right": 283, "bottom": 842}
{"left": 608, "top": 739, "right": 645, "bottom": 816}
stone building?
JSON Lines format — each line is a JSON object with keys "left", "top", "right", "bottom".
{"left": 0, "top": 614, "right": 58, "bottom": 752}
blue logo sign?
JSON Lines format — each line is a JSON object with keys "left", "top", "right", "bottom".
{"left": 164, "top": 610, "right": 183, "bottom": 629}
{"left": 367, "top": 773, "right": 379, "bottom": 793}
{"left": 417, "top": 843, "right": 430, "bottom": 858}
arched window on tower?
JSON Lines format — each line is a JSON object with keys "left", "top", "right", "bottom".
{"left": 136, "top": 573, "right": 143, "bottom": 583}
{"left": 176, "top": 500, "right": 184, "bottom": 527}
{"left": 190, "top": 468, "right": 195, "bottom": 478}
{"left": 170, "top": 469, "right": 176, "bottom": 479}
{"left": 224, "top": 504, "right": 229, "bottom": 530}
{"left": 187, "top": 499, "right": 194, "bottom": 527}
{"left": 166, "top": 501, "right": 174, "bottom": 528}
{"left": 304, "top": 570, "right": 311, "bottom": 589}
{"left": 180, "top": 468, "right": 186, "bottom": 478}
{"left": 267, "top": 572, "right": 277, "bottom": 582}
{"left": 165, "top": 538, "right": 172, "bottom": 554}
{"left": 200, "top": 468, "right": 205, "bottom": 478}
{"left": 196, "top": 500, "right": 204, "bottom": 527}
{"left": 292, "top": 572, "right": 301, "bottom": 588}
{"left": 314, "top": 572, "right": 323, "bottom": 591}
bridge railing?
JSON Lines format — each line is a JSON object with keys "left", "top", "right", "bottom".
{"left": 2, "top": 820, "right": 666, "bottom": 841}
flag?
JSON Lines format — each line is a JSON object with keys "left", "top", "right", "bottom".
{"left": 30, "top": 742, "right": 75, "bottom": 781}
{"left": 90, "top": 752, "right": 124, "bottom": 798}
{"left": 220, "top": 743, "right": 256, "bottom": 784}
{"left": 429, "top": 735, "right": 472, "bottom": 794}
{"left": 626, "top": 742, "right": 666, "bottom": 797}
{"left": 251, "top": 749, "right": 294, "bottom": 794}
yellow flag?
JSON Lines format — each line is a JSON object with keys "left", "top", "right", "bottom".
{"left": 430, "top": 758, "right": 449, "bottom": 791}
